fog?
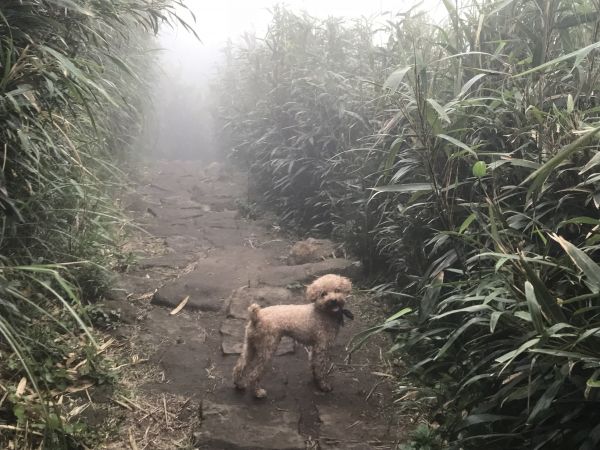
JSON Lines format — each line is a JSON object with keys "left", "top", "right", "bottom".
{"left": 143, "top": 0, "right": 442, "bottom": 160}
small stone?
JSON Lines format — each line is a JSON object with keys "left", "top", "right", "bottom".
{"left": 287, "top": 238, "right": 338, "bottom": 265}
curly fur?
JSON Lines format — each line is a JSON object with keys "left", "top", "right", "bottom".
{"left": 232, "top": 274, "right": 352, "bottom": 398}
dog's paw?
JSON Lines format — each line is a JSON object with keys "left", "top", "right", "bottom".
{"left": 254, "top": 388, "right": 268, "bottom": 398}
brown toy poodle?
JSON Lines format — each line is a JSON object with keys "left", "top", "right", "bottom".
{"left": 232, "top": 274, "right": 353, "bottom": 398}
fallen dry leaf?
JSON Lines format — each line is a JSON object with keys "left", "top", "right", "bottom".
{"left": 15, "top": 378, "right": 26, "bottom": 397}
{"left": 170, "top": 295, "right": 189, "bottom": 315}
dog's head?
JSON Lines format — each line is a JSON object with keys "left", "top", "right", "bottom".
{"left": 306, "top": 274, "right": 352, "bottom": 314}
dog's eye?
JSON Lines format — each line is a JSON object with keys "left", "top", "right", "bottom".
{"left": 334, "top": 288, "right": 340, "bottom": 293}
{"left": 320, "top": 291, "right": 327, "bottom": 297}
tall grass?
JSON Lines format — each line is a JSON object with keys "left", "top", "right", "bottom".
{"left": 216, "top": 1, "right": 600, "bottom": 447}
{"left": 0, "top": 1, "right": 184, "bottom": 447}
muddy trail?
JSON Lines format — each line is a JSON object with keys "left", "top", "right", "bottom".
{"left": 102, "top": 159, "right": 408, "bottom": 449}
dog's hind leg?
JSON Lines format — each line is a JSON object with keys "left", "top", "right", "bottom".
{"left": 233, "top": 324, "right": 256, "bottom": 389}
{"left": 232, "top": 346, "right": 250, "bottom": 389}
{"left": 245, "top": 333, "right": 280, "bottom": 398}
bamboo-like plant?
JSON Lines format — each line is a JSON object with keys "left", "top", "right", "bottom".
{"left": 216, "top": 1, "right": 600, "bottom": 447}
{"left": 0, "top": 1, "right": 186, "bottom": 447}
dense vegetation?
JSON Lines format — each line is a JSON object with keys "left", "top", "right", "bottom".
{"left": 215, "top": 1, "right": 600, "bottom": 448}
{"left": 0, "top": 1, "right": 183, "bottom": 448}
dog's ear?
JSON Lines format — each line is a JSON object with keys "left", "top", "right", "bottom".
{"left": 340, "top": 276, "right": 352, "bottom": 293}
{"left": 306, "top": 282, "right": 320, "bottom": 302}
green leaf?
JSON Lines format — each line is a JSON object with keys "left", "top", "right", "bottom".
{"left": 522, "top": 126, "right": 600, "bottom": 198}
{"left": 47, "top": 0, "right": 95, "bottom": 15}
{"left": 525, "top": 281, "right": 545, "bottom": 334}
{"left": 419, "top": 271, "right": 444, "bottom": 323}
{"left": 435, "top": 317, "right": 485, "bottom": 360}
{"left": 558, "top": 216, "right": 600, "bottom": 228}
{"left": 13, "top": 405, "right": 25, "bottom": 423}
{"left": 437, "top": 134, "right": 477, "bottom": 157}
{"left": 550, "top": 233, "right": 600, "bottom": 293}
{"left": 458, "top": 414, "right": 515, "bottom": 429}
{"left": 434, "top": 304, "right": 492, "bottom": 319}
{"left": 385, "top": 307, "right": 413, "bottom": 323}
{"left": 513, "top": 41, "right": 600, "bottom": 77}
{"left": 520, "top": 256, "right": 567, "bottom": 323}
{"left": 457, "top": 73, "right": 486, "bottom": 99}
{"left": 371, "top": 183, "right": 433, "bottom": 194}
{"left": 580, "top": 151, "right": 600, "bottom": 174}
{"left": 40, "top": 45, "right": 118, "bottom": 107}
{"left": 528, "top": 371, "right": 565, "bottom": 423}
{"left": 495, "top": 338, "right": 540, "bottom": 369}
{"left": 458, "top": 213, "right": 477, "bottom": 234}
{"left": 384, "top": 138, "right": 403, "bottom": 172}
{"left": 383, "top": 66, "right": 412, "bottom": 92}
{"left": 529, "top": 349, "right": 600, "bottom": 362}
{"left": 490, "top": 311, "right": 502, "bottom": 333}
{"left": 426, "top": 98, "right": 451, "bottom": 124}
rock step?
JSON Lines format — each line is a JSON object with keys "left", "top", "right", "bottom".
{"left": 194, "top": 401, "right": 306, "bottom": 450}
{"left": 193, "top": 401, "right": 396, "bottom": 450}
{"left": 152, "top": 256, "right": 361, "bottom": 312}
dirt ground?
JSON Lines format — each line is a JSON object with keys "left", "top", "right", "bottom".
{"left": 98, "top": 159, "right": 411, "bottom": 449}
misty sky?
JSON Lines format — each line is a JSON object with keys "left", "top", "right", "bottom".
{"left": 159, "top": 0, "right": 444, "bottom": 80}
{"left": 148, "top": 0, "right": 443, "bottom": 159}
{"left": 169, "top": 0, "right": 443, "bottom": 46}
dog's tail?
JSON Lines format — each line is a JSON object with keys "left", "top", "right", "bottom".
{"left": 248, "top": 303, "right": 261, "bottom": 324}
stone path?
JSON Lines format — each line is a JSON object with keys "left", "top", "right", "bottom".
{"left": 105, "top": 159, "right": 406, "bottom": 449}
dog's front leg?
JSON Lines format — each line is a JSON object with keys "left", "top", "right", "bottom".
{"left": 311, "top": 344, "right": 333, "bottom": 392}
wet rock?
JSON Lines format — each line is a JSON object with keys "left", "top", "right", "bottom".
{"left": 287, "top": 238, "right": 339, "bottom": 265}
{"left": 153, "top": 284, "right": 222, "bottom": 312}
{"left": 152, "top": 254, "right": 257, "bottom": 311}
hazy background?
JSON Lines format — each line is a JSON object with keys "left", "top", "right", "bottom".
{"left": 144, "top": 0, "right": 442, "bottom": 160}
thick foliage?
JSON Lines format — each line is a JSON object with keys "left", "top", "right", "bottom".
{"left": 216, "top": 1, "right": 600, "bottom": 448}
{"left": 0, "top": 1, "right": 183, "bottom": 447}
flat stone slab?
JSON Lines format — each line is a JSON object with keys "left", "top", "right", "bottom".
{"left": 164, "top": 235, "right": 207, "bottom": 253}
{"left": 153, "top": 258, "right": 360, "bottom": 311}
{"left": 151, "top": 250, "right": 266, "bottom": 311}
{"left": 220, "top": 318, "right": 295, "bottom": 355}
{"left": 226, "top": 286, "right": 297, "bottom": 319}
{"left": 194, "top": 401, "right": 305, "bottom": 449}
{"left": 152, "top": 277, "right": 226, "bottom": 312}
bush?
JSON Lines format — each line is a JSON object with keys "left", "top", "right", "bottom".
{"left": 0, "top": 1, "right": 184, "bottom": 447}
{"left": 215, "top": 1, "right": 600, "bottom": 448}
